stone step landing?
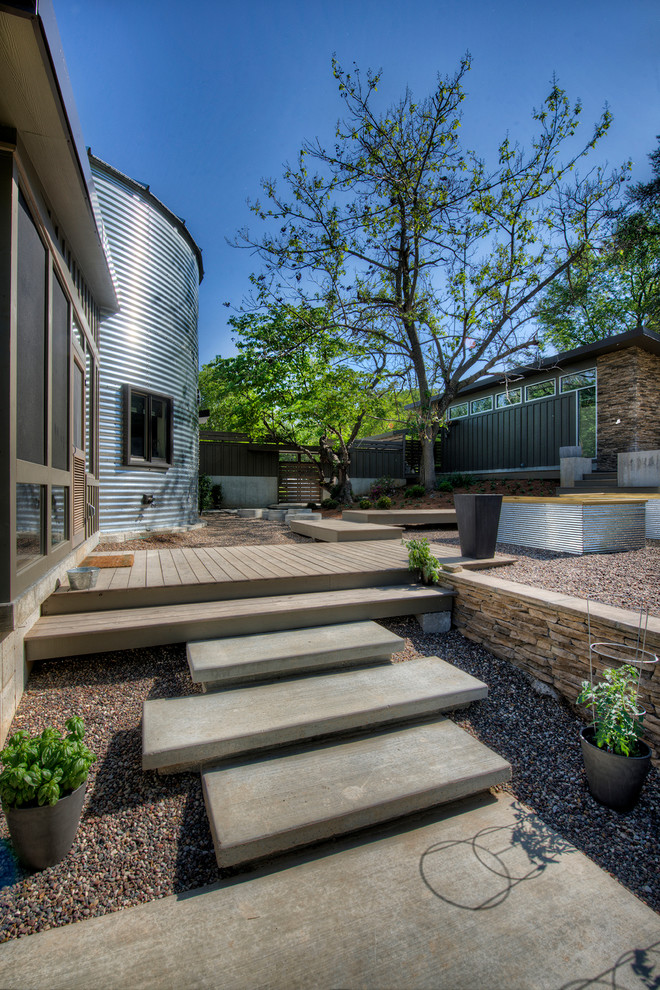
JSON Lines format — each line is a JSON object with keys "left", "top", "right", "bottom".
{"left": 187, "top": 621, "right": 405, "bottom": 689}
{"left": 202, "top": 718, "right": 511, "bottom": 867}
{"left": 142, "top": 656, "right": 487, "bottom": 773}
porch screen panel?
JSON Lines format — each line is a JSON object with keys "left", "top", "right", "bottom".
{"left": 16, "top": 192, "right": 47, "bottom": 465}
{"left": 51, "top": 275, "right": 70, "bottom": 471}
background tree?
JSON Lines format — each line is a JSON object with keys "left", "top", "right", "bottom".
{"left": 238, "top": 56, "right": 626, "bottom": 487}
{"left": 537, "top": 135, "right": 660, "bottom": 349}
{"left": 199, "top": 306, "right": 397, "bottom": 502}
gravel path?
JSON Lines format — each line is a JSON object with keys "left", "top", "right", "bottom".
{"left": 1, "top": 516, "right": 658, "bottom": 942}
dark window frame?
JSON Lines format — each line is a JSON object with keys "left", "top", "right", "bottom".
{"left": 122, "top": 385, "right": 173, "bottom": 468}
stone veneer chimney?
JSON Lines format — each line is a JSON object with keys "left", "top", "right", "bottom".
{"left": 596, "top": 347, "right": 660, "bottom": 470}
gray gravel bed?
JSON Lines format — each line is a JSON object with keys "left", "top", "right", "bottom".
{"left": 1, "top": 625, "right": 658, "bottom": 942}
{"left": 383, "top": 620, "right": 660, "bottom": 916}
{"left": 412, "top": 526, "right": 660, "bottom": 616}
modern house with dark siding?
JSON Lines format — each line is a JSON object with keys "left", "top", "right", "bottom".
{"left": 434, "top": 328, "right": 660, "bottom": 480}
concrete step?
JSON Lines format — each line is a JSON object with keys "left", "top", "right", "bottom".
{"left": 187, "top": 621, "right": 405, "bottom": 688}
{"left": 290, "top": 519, "right": 403, "bottom": 542}
{"left": 26, "top": 584, "right": 454, "bottom": 661}
{"left": 202, "top": 718, "right": 511, "bottom": 867}
{"left": 142, "top": 656, "right": 487, "bottom": 773}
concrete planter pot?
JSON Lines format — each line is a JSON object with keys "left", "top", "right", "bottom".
{"left": 3, "top": 782, "right": 87, "bottom": 870}
{"left": 453, "top": 494, "right": 502, "bottom": 559}
{"left": 579, "top": 728, "right": 651, "bottom": 812}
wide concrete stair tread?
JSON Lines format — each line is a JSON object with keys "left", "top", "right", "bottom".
{"left": 142, "top": 656, "right": 487, "bottom": 772}
{"left": 187, "top": 621, "right": 405, "bottom": 686}
{"left": 25, "top": 584, "right": 454, "bottom": 661}
{"left": 202, "top": 718, "right": 511, "bottom": 867}
{"left": 290, "top": 519, "right": 403, "bottom": 542}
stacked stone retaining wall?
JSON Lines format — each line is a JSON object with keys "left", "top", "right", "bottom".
{"left": 441, "top": 569, "right": 660, "bottom": 758}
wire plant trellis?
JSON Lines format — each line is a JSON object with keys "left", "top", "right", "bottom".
{"left": 585, "top": 599, "right": 658, "bottom": 734}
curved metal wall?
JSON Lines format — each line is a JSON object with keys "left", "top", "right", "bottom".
{"left": 91, "top": 161, "right": 201, "bottom": 534}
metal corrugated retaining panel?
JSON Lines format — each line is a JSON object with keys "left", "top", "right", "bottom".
{"left": 92, "top": 163, "right": 201, "bottom": 535}
{"left": 497, "top": 503, "right": 646, "bottom": 554}
{"left": 645, "top": 498, "right": 660, "bottom": 539}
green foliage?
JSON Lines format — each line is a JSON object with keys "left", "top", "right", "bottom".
{"left": 239, "top": 56, "right": 626, "bottom": 488}
{"left": 577, "top": 665, "right": 645, "bottom": 757}
{"left": 369, "top": 477, "right": 397, "bottom": 500}
{"left": 359, "top": 498, "right": 371, "bottom": 509}
{"left": 198, "top": 474, "right": 212, "bottom": 514}
{"left": 306, "top": 502, "right": 318, "bottom": 510}
{"left": 436, "top": 480, "right": 453, "bottom": 493}
{"left": 537, "top": 136, "right": 660, "bottom": 349}
{"left": 321, "top": 498, "right": 338, "bottom": 509}
{"left": 376, "top": 496, "right": 392, "bottom": 509}
{"left": 447, "top": 473, "right": 475, "bottom": 489}
{"left": 403, "top": 537, "right": 441, "bottom": 584}
{"left": 211, "top": 483, "right": 223, "bottom": 509}
{"left": 0, "top": 718, "right": 96, "bottom": 809}
{"left": 404, "top": 484, "right": 426, "bottom": 499}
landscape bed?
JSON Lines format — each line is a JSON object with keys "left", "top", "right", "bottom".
{"left": 1, "top": 516, "right": 658, "bottom": 942}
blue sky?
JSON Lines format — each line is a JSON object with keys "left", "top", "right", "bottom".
{"left": 55, "top": 0, "right": 659, "bottom": 367}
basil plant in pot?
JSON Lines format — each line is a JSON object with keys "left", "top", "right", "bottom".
{"left": 403, "top": 537, "right": 441, "bottom": 585}
{"left": 577, "top": 664, "right": 652, "bottom": 812}
{"left": 0, "top": 716, "right": 96, "bottom": 870}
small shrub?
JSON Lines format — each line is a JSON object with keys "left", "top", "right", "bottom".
{"left": 448, "top": 473, "right": 474, "bottom": 489}
{"left": 321, "top": 498, "right": 338, "bottom": 509}
{"left": 376, "top": 495, "right": 392, "bottom": 509}
{"left": 436, "top": 480, "right": 453, "bottom": 493}
{"left": 404, "top": 484, "right": 426, "bottom": 499}
{"left": 329, "top": 483, "right": 343, "bottom": 499}
{"left": 198, "top": 474, "right": 212, "bottom": 513}
{"left": 369, "top": 476, "right": 397, "bottom": 500}
{"left": 359, "top": 498, "right": 371, "bottom": 509}
{"left": 0, "top": 717, "right": 96, "bottom": 808}
{"left": 403, "top": 537, "right": 441, "bottom": 584}
{"left": 489, "top": 480, "right": 497, "bottom": 492}
{"left": 306, "top": 502, "right": 318, "bottom": 510}
{"left": 211, "top": 483, "right": 223, "bottom": 509}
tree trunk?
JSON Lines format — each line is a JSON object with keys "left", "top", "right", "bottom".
{"left": 419, "top": 435, "right": 437, "bottom": 490}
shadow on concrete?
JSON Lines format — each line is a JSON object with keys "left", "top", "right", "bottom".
{"left": 419, "top": 800, "right": 574, "bottom": 911}
{"left": 558, "top": 940, "right": 660, "bottom": 990}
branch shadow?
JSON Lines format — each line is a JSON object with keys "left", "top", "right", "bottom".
{"left": 558, "top": 940, "right": 660, "bottom": 990}
{"left": 419, "top": 800, "right": 574, "bottom": 911}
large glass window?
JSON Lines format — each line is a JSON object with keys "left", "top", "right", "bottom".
{"left": 496, "top": 387, "right": 522, "bottom": 408}
{"left": 73, "top": 361, "right": 84, "bottom": 452}
{"left": 449, "top": 402, "right": 468, "bottom": 419}
{"left": 526, "top": 379, "right": 556, "bottom": 401}
{"left": 560, "top": 370, "right": 596, "bottom": 392}
{"left": 51, "top": 486, "right": 69, "bottom": 547}
{"left": 16, "top": 484, "right": 44, "bottom": 570}
{"left": 471, "top": 396, "right": 493, "bottom": 415}
{"left": 578, "top": 386, "right": 596, "bottom": 458}
{"left": 124, "top": 386, "right": 173, "bottom": 467}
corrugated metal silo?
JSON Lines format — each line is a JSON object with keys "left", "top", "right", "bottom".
{"left": 90, "top": 156, "right": 203, "bottom": 536}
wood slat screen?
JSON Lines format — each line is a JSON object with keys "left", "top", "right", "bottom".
{"left": 278, "top": 461, "right": 321, "bottom": 502}
{"left": 73, "top": 455, "right": 86, "bottom": 534}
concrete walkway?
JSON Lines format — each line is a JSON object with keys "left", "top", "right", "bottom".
{"left": 1, "top": 793, "right": 658, "bottom": 989}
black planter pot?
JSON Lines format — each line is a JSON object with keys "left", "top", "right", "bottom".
{"left": 579, "top": 727, "right": 652, "bottom": 812}
{"left": 453, "top": 494, "right": 503, "bottom": 559}
{"left": 3, "top": 781, "right": 86, "bottom": 870}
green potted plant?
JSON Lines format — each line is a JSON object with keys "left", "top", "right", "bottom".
{"left": 577, "top": 664, "right": 652, "bottom": 812}
{"left": 0, "top": 716, "right": 96, "bottom": 870}
{"left": 403, "top": 537, "right": 441, "bottom": 585}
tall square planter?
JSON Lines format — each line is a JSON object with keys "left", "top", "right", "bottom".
{"left": 454, "top": 494, "right": 503, "bottom": 559}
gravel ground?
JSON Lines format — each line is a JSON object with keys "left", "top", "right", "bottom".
{"left": 1, "top": 515, "right": 658, "bottom": 942}
{"left": 1, "top": 627, "right": 658, "bottom": 943}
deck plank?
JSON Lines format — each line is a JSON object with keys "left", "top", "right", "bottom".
{"left": 201, "top": 548, "right": 250, "bottom": 582}
{"left": 159, "top": 550, "right": 182, "bottom": 587}
{"left": 108, "top": 566, "right": 131, "bottom": 590}
{"left": 180, "top": 549, "right": 215, "bottom": 584}
{"left": 127, "top": 551, "right": 148, "bottom": 589}
{"left": 169, "top": 549, "right": 199, "bottom": 585}
{"left": 146, "top": 550, "right": 165, "bottom": 588}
